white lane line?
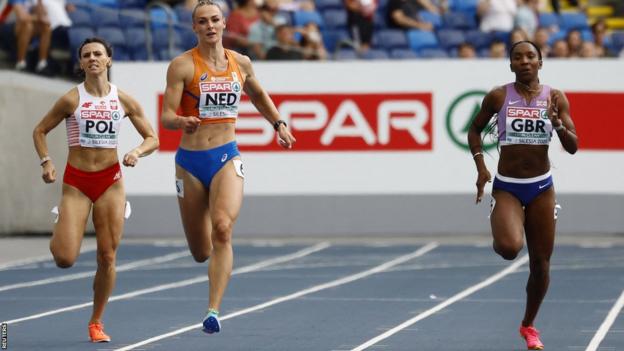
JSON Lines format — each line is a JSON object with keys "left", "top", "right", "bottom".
{"left": 585, "top": 289, "right": 624, "bottom": 351}
{"left": 2, "top": 242, "right": 330, "bottom": 325}
{"left": 113, "top": 242, "right": 439, "bottom": 351}
{"left": 0, "top": 245, "right": 97, "bottom": 271}
{"left": 349, "top": 254, "right": 530, "bottom": 351}
{"left": 0, "top": 250, "right": 191, "bottom": 293}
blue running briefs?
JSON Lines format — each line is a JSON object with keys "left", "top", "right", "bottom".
{"left": 175, "top": 141, "right": 240, "bottom": 188}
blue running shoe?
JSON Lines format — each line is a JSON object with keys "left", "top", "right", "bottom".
{"left": 202, "top": 309, "right": 221, "bottom": 334}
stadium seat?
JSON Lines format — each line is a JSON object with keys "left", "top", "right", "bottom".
{"left": 419, "top": 47, "right": 449, "bottom": 58}
{"left": 68, "top": 27, "right": 96, "bottom": 61}
{"left": 68, "top": 8, "right": 92, "bottom": 28}
{"left": 151, "top": 27, "right": 182, "bottom": 59}
{"left": 322, "top": 29, "right": 351, "bottom": 52}
{"left": 120, "top": 8, "right": 147, "bottom": 29}
{"left": 315, "top": 0, "right": 343, "bottom": 11}
{"left": 418, "top": 10, "right": 442, "bottom": 29}
{"left": 176, "top": 25, "right": 197, "bottom": 51}
{"left": 547, "top": 30, "right": 567, "bottom": 45}
{"left": 334, "top": 48, "right": 358, "bottom": 60}
{"left": 373, "top": 12, "right": 387, "bottom": 29}
{"left": 609, "top": 31, "right": 624, "bottom": 52}
{"left": 464, "top": 30, "right": 492, "bottom": 50}
{"left": 559, "top": 12, "right": 588, "bottom": 31}
{"left": 92, "top": 7, "right": 120, "bottom": 28}
{"left": 538, "top": 12, "right": 558, "bottom": 28}
{"left": 443, "top": 11, "right": 477, "bottom": 30}
{"left": 124, "top": 28, "right": 148, "bottom": 60}
{"left": 449, "top": 0, "right": 478, "bottom": 15}
{"left": 174, "top": 5, "right": 192, "bottom": 24}
{"left": 96, "top": 27, "right": 129, "bottom": 60}
{"left": 149, "top": 7, "right": 178, "bottom": 30}
{"left": 293, "top": 10, "right": 324, "bottom": 27}
{"left": 407, "top": 30, "right": 438, "bottom": 51}
{"left": 119, "top": 0, "right": 147, "bottom": 8}
{"left": 373, "top": 29, "right": 408, "bottom": 49}
{"left": 360, "top": 48, "right": 389, "bottom": 59}
{"left": 323, "top": 9, "right": 347, "bottom": 30}
{"left": 437, "top": 29, "right": 465, "bottom": 50}
{"left": 390, "top": 48, "right": 418, "bottom": 59}
{"left": 90, "top": 0, "right": 119, "bottom": 8}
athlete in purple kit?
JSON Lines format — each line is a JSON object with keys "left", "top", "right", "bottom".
{"left": 467, "top": 40, "right": 578, "bottom": 350}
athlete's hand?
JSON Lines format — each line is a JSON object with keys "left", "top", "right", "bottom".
{"left": 178, "top": 116, "right": 201, "bottom": 134}
{"left": 548, "top": 93, "right": 561, "bottom": 128}
{"left": 123, "top": 149, "right": 141, "bottom": 167}
{"left": 277, "top": 124, "right": 296, "bottom": 149}
{"left": 41, "top": 161, "right": 56, "bottom": 184}
{"left": 475, "top": 168, "right": 491, "bottom": 204}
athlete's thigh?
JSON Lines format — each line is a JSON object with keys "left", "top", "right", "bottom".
{"left": 524, "top": 187, "right": 556, "bottom": 258}
{"left": 209, "top": 157, "right": 244, "bottom": 223}
{"left": 490, "top": 189, "right": 525, "bottom": 246}
{"left": 176, "top": 164, "right": 212, "bottom": 249}
{"left": 51, "top": 184, "right": 92, "bottom": 258}
{"left": 92, "top": 181, "right": 126, "bottom": 250}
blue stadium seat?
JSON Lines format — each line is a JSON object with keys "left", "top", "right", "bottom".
{"left": 323, "top": 9, "right": 347, "bottom": 30}
{"left": 152, "top": 27, "right": 182, "bottom": 58}
{"left": 418, "top": 10, "right": 442, "bottom": 29}
{"left": 293, "top": 10, "right": 324, "bottom": 27}
{"left": 449, "top": 0, "right": 478, "bottom": 15}
{"left": 390, "top": 48, "right": 418, "bottom": 59}
{"left": 361, "top": 48, "right": 389, "bottom": 59}
{"left": 373, "top": 29, "right": 407, "bottom": 49}
{"left": 176, "top": 25, "right": 197, "bottom": 51}
{"left": 315, "top": 0, "right": 343, "bottom": 11}
{"left": 609, "top": 31, "right": 624, "bottom": 52}
{"left": 547, "top": 30, "right": 567, "bottom": 45}
{"left": 559, "top": 12, "right": 588, "bottom": 31}
{"left": 321, "top": 29, "right": 351, "bottom": 52}
{"left": 407, "top": 30, "right": 438, "bottom": 51}
{"left": 373, "top": 11, "right": 387, "bottom": 29}
{"left": 443, "top": 11, "right": 477, "bottom": 30}
{"left": 419, "top": 47, "right": 449, "bottom": 58}
{"left": 334, "top": 48, "right": 358, "bottom": 60}
{"left": 120, "top": 9, "right": 147, "bottom": 29}
{"left": 464, "top": 30, "right": 492, "bottom": 50}
{"left": 538, "top": 12, "right": 558, "bottom": 28}
{"left": 68, "top": 27, "right": 96, "bottom": 60}
{"left": 90, "top": 0, "right": 119, "bottom": 8}
{"left": 174, "top": 5, "right": 192, "bottom": 24}
{"left": 150, "top": 7, "right": 178, "bottom": 30}
{"left": 92, "top": 7, "right": 120, "bottom": 28}
{"left": 124, "top": 28, "right": 148, "bottom": 60}
{"left": 68, "top": 8, "right": 92, "bottom": 28}
{"left": 96, "top": 27, "right": 129, "bottom": 60}
{"left": 580, "top": 29, "right": 594, "bottom": 42}
{"left": 437, "top": 29, "right": 465, "bottom": 50}
{"left": 119, "top": 0, "right": 147, "bottom": 8}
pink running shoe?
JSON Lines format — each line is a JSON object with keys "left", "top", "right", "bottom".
{"left": 519, "top": 325, "right": 544, "bottom": 350}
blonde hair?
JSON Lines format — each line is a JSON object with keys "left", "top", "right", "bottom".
{"left": 192, "top": 0, "right": 224, "bottom": 21}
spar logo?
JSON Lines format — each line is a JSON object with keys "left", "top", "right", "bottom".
{"left": 445, "top": 90, "right": 497, "bottom": 151}
{"left": 157, "top": 93, "right": 433, "bottom": 151}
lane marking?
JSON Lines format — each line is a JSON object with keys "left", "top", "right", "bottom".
{"left": 0, "top": 245, "right": 97, "bottom": 271}
{"left": 585, "top": 289, "right": 624, "bottom": 351}
{"left": 113, "top": 242, "right": 439, "bottom": 351}
{"left": 349, "top": 254, "right": 529, "bottom": 351}
{"left": 3, "top": 242, "right": 331, "bottom": 325}
{"left": 0, "top": 250, "right": 191, "bottom": 292}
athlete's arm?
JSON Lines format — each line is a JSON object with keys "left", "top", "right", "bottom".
{"left": 118, "top": 90, "right": 159, "bottom": 167}
{"left": 549, "top": 89, "right": 578, "bottom": 154}
{"left": 32, "top": 88, "right": 77, "bottom": 183}
{"left": 467, "top": 87, "right": 503, "bottom": 203}
{"left": 237, "top": 54, "right": 296, "bottom": 149}
{"left": 161, "top": 55, "right": 201, "bottom": 133}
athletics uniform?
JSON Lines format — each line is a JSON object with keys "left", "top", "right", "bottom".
{"left": 64, "top": 83, "right": 125, "bottom": 202}
{"left": 493, "top": 83, "right": 554, "bottom": 206}
{"left": 175, "top": 48, "right": 244, "bottom": 191}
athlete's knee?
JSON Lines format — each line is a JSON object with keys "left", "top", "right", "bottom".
{"left": 52, "top": 254, "right": 76, "bottom": 268}
{"left": 190, "top": 249, "right": 211, "bottom": 263}
{"left": 96, "top": 249, "right": 116, "bottom": 270}
{"left": 529, "top": 258, "right": 550, "bottom": 277}
{"left": 493, "top": 240, "right": 523, "bottom": 260}
{"left": 212, "top": 218, "right": 233, "bottom": 245}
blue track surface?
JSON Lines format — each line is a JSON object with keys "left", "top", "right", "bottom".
{"left": 1, "top": 242, "right": 623, "bottom": 351}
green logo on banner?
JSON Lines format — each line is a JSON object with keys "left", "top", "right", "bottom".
{"left": 445, "top": 90, "right": 497, "bottom": 151}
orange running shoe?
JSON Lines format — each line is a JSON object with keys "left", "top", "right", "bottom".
{"left": 519, "top": 325, "right": 544, "bottom": 350}
{"left": 88, "top": 322, "right": 111, "bottom": 343}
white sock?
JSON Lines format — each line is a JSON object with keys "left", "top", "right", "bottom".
{"left": 36, "top": 60, "right": 48, "bottom": 71}
{"left": 15, "top": 60, "right": 26, "bottom": 70}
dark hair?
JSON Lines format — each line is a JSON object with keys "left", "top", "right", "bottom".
{"left": 77, "top": 37, "right": 113, "bottom": 60}
{"left": 509, "top": 40, "right": 542, "bottom": 61}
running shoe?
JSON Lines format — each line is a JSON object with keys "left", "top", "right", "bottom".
{"left": 202, "top": 309, "right": 221, "bottom": 334}
{"left": 88, "top": 322, "right": 111, "bottom": 343}
{"left": 519, "top": 325, "right": 544, "bottom": 350}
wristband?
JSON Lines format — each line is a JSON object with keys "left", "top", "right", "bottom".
{"left": 273, "top": 120, "right": 287, "bottom": 131}
{"left": 472, "top": 152, "right": 483, "bottom": 159}
{"left": 40, "top": 155, "right": 51, "bottom": 166}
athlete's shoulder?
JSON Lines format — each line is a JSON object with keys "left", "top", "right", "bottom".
{"left": 167, "top": 50, "right": 195, "bottom": 78}
{"left": 228, "top": 49, "right": 252, "bottom": 71}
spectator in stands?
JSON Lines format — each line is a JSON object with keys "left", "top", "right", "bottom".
{"left": 344, "top": 0, "right": 376, "bottom": 52}
{"left": 550, "top": 38, "right": 569, "bottom": 58}
{"left": 478, "top": 0, "right": 517, "bottom": 33}
{"left": 489, "top": 39, "right": 506, "bottom": 58}
{"left": 510, "top": 27, "right": 529, "bottom": 45}
{"left": 276, "top": 0, "right": 316, "bottom": 12}
{"left": 566, "top": 29, "right": 582, "bottom": 57}
{"left": 247, "top": 0, "right": 278, "bottom": 60}
{"left": 386, "top": 0, "right": 436, "bottom": 31}
{"left": 300, "top": 21, "right": 327, "bottom": 60}
{"left": 266, "top": 23, "right": 304, "bottom": 60}
{"left": 457, "top": 42, "right": 476, "bottom": 58}
{"left": 533, "top": 26, "right": 550, "bottom": 57}
{"left": 591, "top": 18, "right": 610, "bottom": 57}
{"left": 515, "top": 0, "right": 538, "bottom": 38}
{"left": 579, "top": 40, "right": 597, "bottom": 58}
{"left": 224, "top": 0, "right": 259, "bottom": 54}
